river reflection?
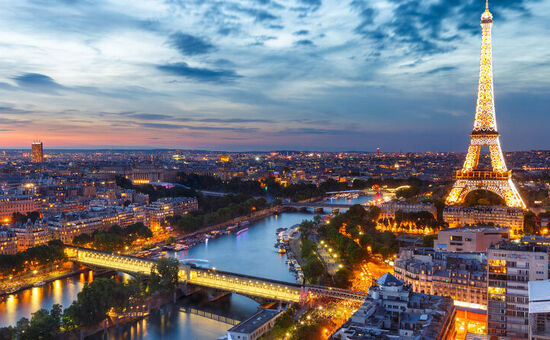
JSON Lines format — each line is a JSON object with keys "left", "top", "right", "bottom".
{"left": 0, "top": 208, "right": 368, "bottom": 338}
{"left": 0, "top": 271, "right": 94, "bottom": 327}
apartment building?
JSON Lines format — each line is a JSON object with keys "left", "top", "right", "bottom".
{"left": 436, "top": 226, "right": 509, "bottom": 252}
{"left": 394, "top": 247, "right": 488, "bottom": 310}
{"left": 443, "top": 206, "right": 524, "bottom": 237}
{"left": 487, "top": 241, "right": 548, "bottom": 339}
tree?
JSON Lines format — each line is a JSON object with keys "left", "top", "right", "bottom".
{"left": 63, "top": 278, "right": 119, "bottom": 327}
{"left": 302, "top": 254, "right": 324, "bottom": 284}
{"left": 23, "top": 304, "right": 63, "bottom": 340}
{"left": 151, "top": 257, "right": 179, "bottom": 294}
{"left": 333, "top": 268, "right": 352, "bottom": 288}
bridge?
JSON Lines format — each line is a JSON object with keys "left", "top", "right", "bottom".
{"left": 65, "top": 246, "right": 368, "bottom": 304}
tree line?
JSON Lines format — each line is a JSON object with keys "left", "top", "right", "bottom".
{"left": 72, "top": 222, "right": 153, "bottom": 252}
{"left": 0, "top": 240, "right": 65, "bottom": 277}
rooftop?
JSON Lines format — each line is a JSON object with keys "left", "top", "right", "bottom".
{"left": 489, "top": 240, "right": 548, "bottom": 253}
{"left": 228, "top": 309, "right": 280, "bottom": 335}
{"left": 529, "top": 280, "right": 550, "bottom": 314}
{"left": 439, "top": 226, "right": 509, "bottom": 233}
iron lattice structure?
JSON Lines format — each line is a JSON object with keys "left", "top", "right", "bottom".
{"left": 446, "top": 1, "right": 525, "bottom": 209}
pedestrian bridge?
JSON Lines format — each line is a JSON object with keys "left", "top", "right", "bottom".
{"left": 65, "top": 246, "right": 368, "bottom": 303}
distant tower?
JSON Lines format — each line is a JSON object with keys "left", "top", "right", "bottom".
{"left": 31, "top": 141, "right": 44, "bottom": 163}
{"left": 445, "top": 1, "right": 525, "bottom": 209}
{"left": 376, "top": 148, "right": 381, "bottom": 157}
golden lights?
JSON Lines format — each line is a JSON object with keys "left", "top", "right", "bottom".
{"left": 446, "top": 2, "right": 525, "bottom": 209}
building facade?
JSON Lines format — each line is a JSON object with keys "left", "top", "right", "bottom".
{"left": 31, "top": 142, "right": 44, "bottom": 163}
{"left": 394, "top": 248, "right": 488, "bottom": 310}
{"left": 0, "top": 197, "right": 40, "bottom": 221}
{"left": 379, "top": 202, "right": 437, "bottom": 220}
{"left": 443, "top": 206, "right": 524, "bottom": 237}
{"left": 487, "top": 242, "right": 548, "bottom": 339}
{"left": 0, "top": 229, "right": 18, "bottom": 255}
{"left": 436, "top": 226, "right": 509, "bottom": 252}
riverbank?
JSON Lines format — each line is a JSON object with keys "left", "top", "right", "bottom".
{"left": 0, "top": 264, "right": 89, "bottom": 298}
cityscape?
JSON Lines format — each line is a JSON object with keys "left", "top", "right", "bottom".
{"left": 0, "top": 1, "right": 550, "bottom": 340}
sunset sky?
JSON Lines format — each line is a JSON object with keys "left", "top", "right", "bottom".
{"left": 0, "top": 0, "right": 549, "bottom": 151}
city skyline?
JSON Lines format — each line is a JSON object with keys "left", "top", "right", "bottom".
{"left": 1, "top": 0, "right": 549, "bottom": 151}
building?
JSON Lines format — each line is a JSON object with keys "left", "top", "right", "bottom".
{"left": 436, "top": 226, "right": 509, "bottom": 252}
{"left": 147, "top": 197, "right": 198, "bottom": 228}
{"left": 227, "top": 309, "right": 281, "bottom": 340}
{"left": 334, "top": 273, "right": 455, "bottom": 340}
{"left": 31, "top": 141, "right": 44, "bottom": 163}
{"left": 487, "top": 241, "right": 548, "bottom": 339}
{"left": 379, "top": 202, "right": 436, "bottom": 220}
{"left": 0, "top": 196, "right": 41, "bottom": 222}
{"left": 443, "top": 206, "right": 524, "bottom": 237}
{"left": 47, "top": 212, "right": 104, "bottom": 243}
{"left": 130, "top": 167, "right": 177, "bottom": 185}
{"left": 528, "top": 280, "right": 550, "bottom": 340}
{"left": 0, "top": 228, "right": 18, "bottom": 254}
{"left": 394, "top": 248, "right": 488, "bottom": 310}
{"left": 12, "top": 222, "right": 52, "bottom": 251}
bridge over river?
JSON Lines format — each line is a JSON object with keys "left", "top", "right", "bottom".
{"left": 65, "top": 246, "right": 368, "bottom": 304}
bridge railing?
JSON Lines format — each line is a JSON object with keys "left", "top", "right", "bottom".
{"left": 66, "top": 246, "right": 368, "bottom": 303}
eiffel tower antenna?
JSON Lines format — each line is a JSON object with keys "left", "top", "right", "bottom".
{"left": 446, "top": 1, "right": 525, "bottom": 210}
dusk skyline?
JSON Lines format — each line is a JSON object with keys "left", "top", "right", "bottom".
{"left": 1, "top": 0, "right": 549, "bottom": 151}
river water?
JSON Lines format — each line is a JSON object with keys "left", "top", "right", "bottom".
{"left": 0, "top": 196, "right": 371, "bottom": 339}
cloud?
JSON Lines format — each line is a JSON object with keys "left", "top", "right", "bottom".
{"left": 168, "top": 32, "right": 215, "bottom": 56}
{"left": 156, "top": 62, "right": 241, "bottom": 83}
{"left": 139, "top": 122, "right": 181, "bottom": 129}
{"left": 194, "top": 118, "right": 273, "bottom": 123}
{"left": 0, "top": 106, "right": 36, "bottom": 114}
{"left": 293, "top": 29, "right": 309, "bottom": 36}
{"left": 130, "top": 113, "right": 174, "bottom": 120}
{"left": 294, "top": 39, "right": 315, "bottom": 47}
{"left": 422, "top": 66, "right": 457, "bottom": 75}
{"left": 12, "top": 73, "right": 65, "bottom": 93}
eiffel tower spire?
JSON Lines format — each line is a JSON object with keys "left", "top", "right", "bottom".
{"left": 446, "top": 2, "right": 525, "bottom": 210}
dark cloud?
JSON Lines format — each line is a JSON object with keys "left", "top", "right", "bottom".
{"left": 352, "top": 0, "right": 537, "bottom": 58}
{"left": 422, "top": 66, "right": 457, "bottom": 75}
{"left": 0, "top": 106, "right": 35, "bottom": 114}
{"left": 140, "top": 122, "right": 181, "bottom": 129}
{"left": 131, "top": 113, "right": 174, "bottom": 120}
{"left": 156, "top": 62, "right": 241, "bottom": 83}
{"left": 293, "top": 29, "right": 309, "bottom": 36}
{"left": 168, "top": 32, "right": 215, "bottom": 56}
{"left": 195, "top": 118, "right": 273, "bottom": 123}
{"left": 227, "top": 3, "right": 279, "bottom": 22}
{"left": 12, "top": 73, "right": 64, "bottom": 93}
{"left": 294, "top": 39, "right": 315, "bottom": 47}
{"left": 276, "top": 127, "right": 350, "bottom": 135}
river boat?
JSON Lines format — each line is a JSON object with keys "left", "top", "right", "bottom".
{"left": 33, "top": 281, "right": 46, "bottom": 287}
{"left": 236, "top": 228, "right": 248, "bottom": 236}
{"left": 239, "top": 220, "right": 250, "bottom": 227}
{"left": 174, "top": 244, "right": 188, "bottom": 252}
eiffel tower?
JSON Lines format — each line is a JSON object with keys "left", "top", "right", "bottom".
{"left": 446, "top": 1, "right": 525, "bottom": 209}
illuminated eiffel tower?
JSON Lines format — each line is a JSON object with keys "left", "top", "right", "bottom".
{"left": 446, "top": 1, "right": 525, "bottom": 209}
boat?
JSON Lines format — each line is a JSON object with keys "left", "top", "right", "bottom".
{"left": 278, "top": 247, "right": 286, "bottom": 254}
{"left": 33, "top": 281, "right": 46, "bottom": 287}
{"left": 174, "top": 244, "right": 188, "bottom": 252}
{"left": 239, "top": 220, "right": 250, "bottom": 227}
{"left": 236, "top": 228, "right": 249, "bottom": 236}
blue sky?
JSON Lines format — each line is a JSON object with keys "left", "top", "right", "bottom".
{"left": 0, "top": 0, "right": 548, "bottom": 151}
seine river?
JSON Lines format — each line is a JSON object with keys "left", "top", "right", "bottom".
{"left": 0, "top": 196, "right": 371, "bottom": 339}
